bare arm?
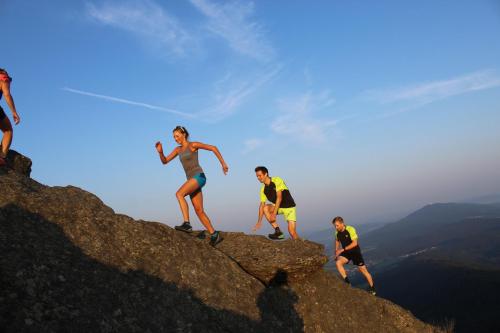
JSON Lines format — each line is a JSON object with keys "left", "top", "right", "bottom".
{"left": 1, "top": 81, "right": 20, "bottom": 124}
{"left": 191, "top": 142, "right": 229, "bottom": 175}
{"left": 155, "top": 142, "right": 178, "bottom": 165}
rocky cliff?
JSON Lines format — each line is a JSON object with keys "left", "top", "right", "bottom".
{"left": 0, "top": 151, "right": 439, "bottom": 332}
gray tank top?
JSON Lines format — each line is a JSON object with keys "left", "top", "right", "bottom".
{"left": 178, "top": 147, "right": 204, "bottom": 179}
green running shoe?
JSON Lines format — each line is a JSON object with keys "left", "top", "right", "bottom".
{"left": 209, "top": 231, "right": 223, "bottom": 246}
{"left": 268, "top": 230, "right": 285, "bottom": 240}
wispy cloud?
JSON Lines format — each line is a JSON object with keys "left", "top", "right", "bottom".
{"left": 86, "top": 0, "right": 192, "bottom": 58}
{"left": 271, "top": 90, "right": 337, "bottom": 143}
{"left": 83, "top": 0, "right": 280, "bottom": 121}
{"left": 242, "top": 138, "right": 264, "bottom": 154}
{"left": 199, "top": 64, "right": 283, "bottom": 121}
{"left": 365, "top": 69, "right": 500, "bottom": 107}
{"left": 189, "top": 0, "right": 275, "bottom": 62}
{"left": 62, "top": 87, "right": 195, "bottom": 118}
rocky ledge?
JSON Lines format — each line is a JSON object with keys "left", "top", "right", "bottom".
{"left": 189, "top": 231, "right": 328, "bottom": 285}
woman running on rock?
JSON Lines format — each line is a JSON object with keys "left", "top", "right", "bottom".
{"left": 155, "top": 126, "right": 228, "bottom": 246}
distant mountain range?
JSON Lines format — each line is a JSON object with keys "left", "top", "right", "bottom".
{"left": 351, "top": 202, "right": 500, "bottom": 333}
{"left": 362, "top": 202, "right": 500, "bottom": 262}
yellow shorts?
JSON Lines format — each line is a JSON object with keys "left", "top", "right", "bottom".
{"left": 277, "top": 207, "right": 297, "bottom": 222}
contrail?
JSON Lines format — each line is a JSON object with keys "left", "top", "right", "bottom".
{"left": 62, "top": 87, "right": 195, "bottom": 118}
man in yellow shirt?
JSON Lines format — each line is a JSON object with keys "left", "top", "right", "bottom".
{"left": 333, "top": 216, "right": 376, "bottom": 295}
{"left": 253, "top": 166, "right": 299, "bottom": 240}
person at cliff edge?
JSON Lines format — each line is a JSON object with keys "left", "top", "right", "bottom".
{"left": 0, "top": 68, "right": 21, "bottom": 166}
{"left": 333, "top": 216, "right": 376, "bottom": 295}
{"left": 253, "top": 166, "right": 299, "bottom": 240}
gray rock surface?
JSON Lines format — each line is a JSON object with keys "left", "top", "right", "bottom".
{"left": 0, "top": 152, "right": 441, "bottom": 332}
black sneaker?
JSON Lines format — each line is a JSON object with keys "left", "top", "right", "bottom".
{"left": 209, "top": 231, "right": 223, "bottom": 246}
{"left": 197, "top": 230, "right": 206, "bottom": 239}
{"left": 175, "top": 222, "right": 193, "bottom": 233}
{"left": 268, "top": 230, "right": 285, "bottom": 240}
{"left": 344, "top": 277, "right": 351, "bottom": 285}
{"left": 368, "top": 286, "right": 376, "bottom": 296}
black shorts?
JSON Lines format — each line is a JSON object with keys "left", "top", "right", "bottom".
{"left": 0, "top": 106, "right": 6, "bottom": 120}
{"left": 340, "top": 249, "right": 365, "bottom": 266}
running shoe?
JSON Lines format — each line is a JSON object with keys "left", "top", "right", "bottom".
{"left": 0, "top": 157, "right": 6, "bottom": 167}
{"left": 209, "top": 231, "right": 223, "bottom": 246}
{"left": 174, "top": 222, "right": 193, "bottom": 233}
{"left": 197, "top": 230, "right": 206, "bottom": 239}
{"left": 368, "top": 286, "right": 377, "bottom": 296}
{"left": 268, "top": 230, "right": 285, "bottom": 240}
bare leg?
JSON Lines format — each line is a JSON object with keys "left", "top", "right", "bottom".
{"left": 175, "top": 178, "right": 200, "bottom": 223}
{"left": 287, "top": 220, "right": 299, "bottom": 239}
{"left": 358, "top": 265, "right": 374, "bottom": 287}
{"left": 190, "top": 190, "right": 215, "bottom": 234}
{"left": 0, "top": 117, "right": 13, "bottom": 158}
{"left": 263, "top": 204, "right": 279, "bottom": 229}
{"left": 336, "top": 256, "right": 349, "bottom": 279}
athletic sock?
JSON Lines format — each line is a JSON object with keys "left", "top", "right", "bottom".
{"left": 275, "top": 227, "right": 281, "bottom": 233}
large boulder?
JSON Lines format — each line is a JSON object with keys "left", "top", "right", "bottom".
{"left": 189, "top": 232, "right": 328, "bottom": 285}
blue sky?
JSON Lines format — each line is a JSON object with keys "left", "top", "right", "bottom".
{"left": 2, "top": 0, "right": 500, "bottom": 235}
